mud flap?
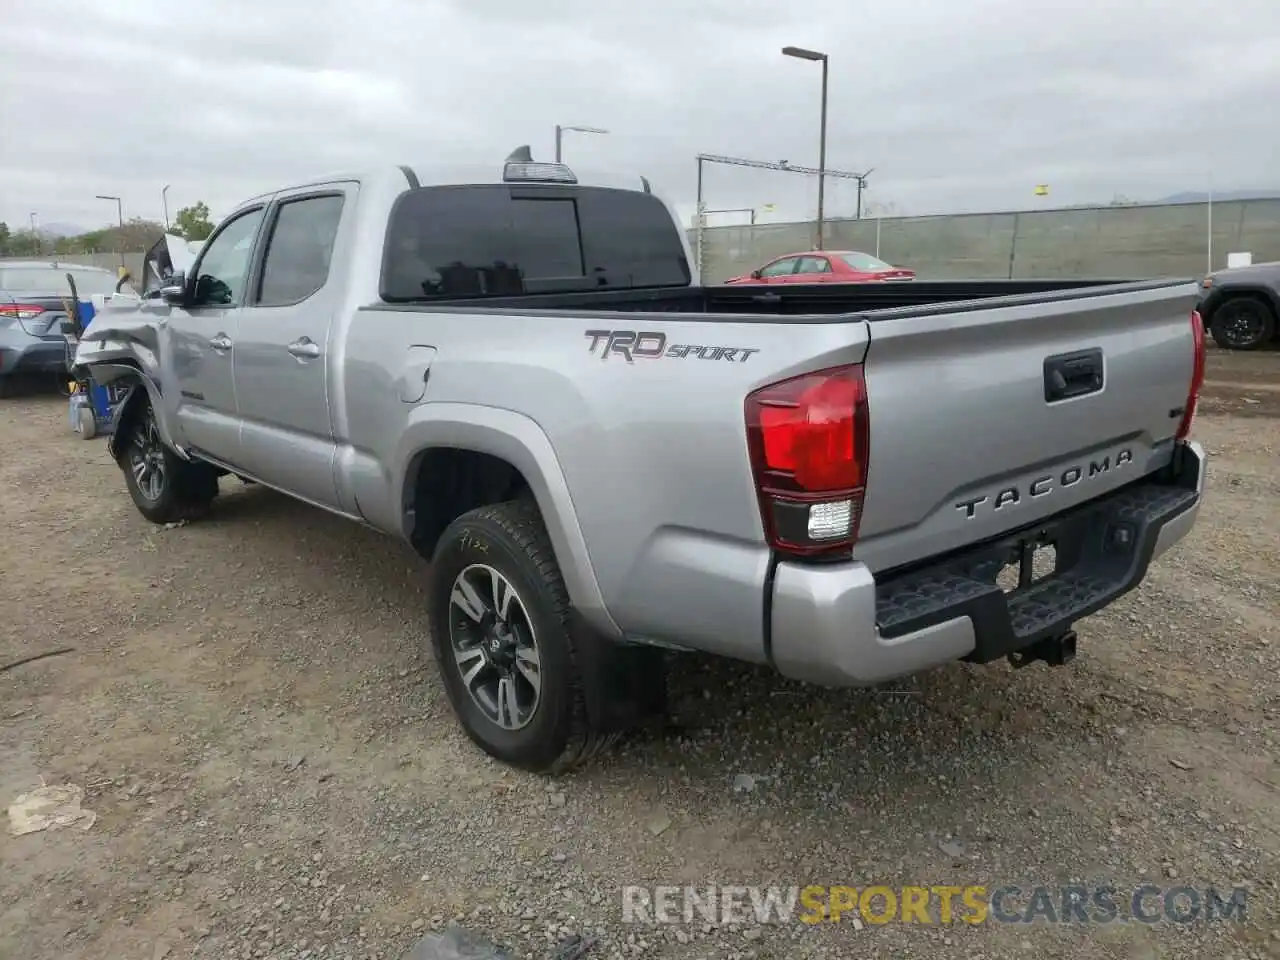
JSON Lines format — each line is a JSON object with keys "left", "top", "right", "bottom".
{"left": 568, "top": 610, "right": 667, "bottom": 733}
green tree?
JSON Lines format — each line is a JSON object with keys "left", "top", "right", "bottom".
{"left": 2, "top": 229, "right": 41, "bottom": 257}
{"left": 0, "top": 221, "right": 10, "bottom": 256}
{"left": 174, "top": 202, "right": 215, "bottom": 242}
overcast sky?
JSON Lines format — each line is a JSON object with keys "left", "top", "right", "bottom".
{"left": 2, "top": 0, "right": 1277, "bottom": 234}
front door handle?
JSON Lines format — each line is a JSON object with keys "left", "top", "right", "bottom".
{"left": 288, "top": 337, "right": 321, "bottom": 360}
{"left": 209, "top": 333, "right": 232, "bottom": 352}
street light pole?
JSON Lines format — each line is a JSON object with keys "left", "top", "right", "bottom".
{"left": 783, "top": 46, "right": 829, "bottom": 250}
{"left": 554, "top": 124, "right": 608, "bottom": 163}
{"left": 29, "top": 212, "right": 38, "bottom": 256}
{"left": 96, "top": 194, "right": 125, "bottom": 270}
{"left": 162, "top": 184, "right": 171, "bottom": 230}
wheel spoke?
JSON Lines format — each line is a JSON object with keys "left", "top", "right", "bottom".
{"left": 515, "top": 646, "right": 541, "bottom": 693}
{"left": 132, "top": 458, "right": 148, "bottom": 482}
{"left": 496, "top": 677, "right": 520, "bottom": 728}
{"left": 451, "top": 575, "right": 488, "bottom": 623}
{"left": 491, "top": 568, "right": 514, "bottom": 621}
{"left": 459, "top": 649, "right": 487, "bottom": 689}
{"left": 148, "top": 464, "right": 165, "bottom": 499}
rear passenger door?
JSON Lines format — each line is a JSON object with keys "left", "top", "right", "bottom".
{"left": 794, "top": 256, "right": 835, "bottom": 282}
{"left": 232, "top": 184, "right": 354, "bottom": 510}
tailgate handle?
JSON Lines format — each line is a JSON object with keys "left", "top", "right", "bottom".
{"left": 1044, "top": 348, "right": 1104, "bottom": 403}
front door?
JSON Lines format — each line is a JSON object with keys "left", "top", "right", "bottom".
{"left": 232, "top": 186, "right": 352, "bottom": 510}
{"left": 168, "top": 204, "right": 267, "bottom": 461}
{"left": 757, "top": 256, "right": 800, "bottom": 283}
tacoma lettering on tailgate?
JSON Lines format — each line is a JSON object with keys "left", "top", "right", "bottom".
{"left": 954, "top": 448, "right": 1134, "bottom": 519}
{"left": 584, "top": 330, "right": 759, "bottom": 364}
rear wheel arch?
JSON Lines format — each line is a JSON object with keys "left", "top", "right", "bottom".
{"left": 397, "top": 411, "right": 615, "bottom": 635}
{"left": 1201, "top": 285, "right": 1280, "bottom": 321}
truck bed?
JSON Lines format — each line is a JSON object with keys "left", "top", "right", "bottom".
{"left": 380, "top": 277, "right": 1187, "bottom": 319}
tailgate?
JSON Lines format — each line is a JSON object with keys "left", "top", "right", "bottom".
{"left": 855, "top": 281, "right": 1200, "bottom": 573}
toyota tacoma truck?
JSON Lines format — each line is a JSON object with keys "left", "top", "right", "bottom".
{"left": 74, "top": 149, "right": 1209, "bottom": 774}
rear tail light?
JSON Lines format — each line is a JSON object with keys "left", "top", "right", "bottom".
{"left": 0, "top": 304, "right": 46, "bottom": 320}
{"left": 1176, "top": 310, "right": 1206, "bottom": 440}
{"left": 745, "top": 364, "right": 870, "bottom": 557}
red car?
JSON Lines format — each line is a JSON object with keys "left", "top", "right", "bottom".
{"left": 724, "top": 250, "right": 915, "bottom": 285}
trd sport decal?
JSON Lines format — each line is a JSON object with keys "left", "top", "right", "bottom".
{"left": 584, "top": 330, "right": 759, "bottom": 363}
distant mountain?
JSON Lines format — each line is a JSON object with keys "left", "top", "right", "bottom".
{"left": 38, "top": 221, "right": 88, "bottom": 238}
{"left": 1158, "top": 189, "right": 1280, "bottom": 204}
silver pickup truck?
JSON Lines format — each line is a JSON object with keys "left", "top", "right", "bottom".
{"left": 75, "top": 150, "right": 1208, "bottom": 773}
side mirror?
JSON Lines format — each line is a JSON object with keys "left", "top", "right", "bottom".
{"left": 160, "top": 271, "right": 187, "bottom": 305}
{"left": 750, "top": 269, "right": 763, "bottom": 279}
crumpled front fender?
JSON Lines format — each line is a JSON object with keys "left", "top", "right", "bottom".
{"left": 75, "top": 309, "right": 183, "bottom": 458}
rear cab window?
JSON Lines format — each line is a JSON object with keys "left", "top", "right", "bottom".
{"left": 379, "top": 185, "right": 691, "bottom": 301}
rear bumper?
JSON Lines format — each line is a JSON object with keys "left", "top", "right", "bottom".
{"left": 0, "top": 340, "right": 68, "bottom": 376}
{"left": 770, "top": 440, "right": 1206, "bottom": 686}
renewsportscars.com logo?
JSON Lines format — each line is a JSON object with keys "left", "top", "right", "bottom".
{"left": 621, "top": 884, "right": 1250, "bottom": 926}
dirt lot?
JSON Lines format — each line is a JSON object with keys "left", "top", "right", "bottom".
{"left": 2, "top": 346, "right": 1277, "bottom": 960}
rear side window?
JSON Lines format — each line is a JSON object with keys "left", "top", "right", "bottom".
{"left": 380, "top": 184, "right": 690, "bottom": 301}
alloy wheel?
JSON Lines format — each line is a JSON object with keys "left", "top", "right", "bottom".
{"left": 129, "top": 414, "right": 167, "bottom": 502}
{"left": 448, "top": 563, "right": 543, "bottom": 731}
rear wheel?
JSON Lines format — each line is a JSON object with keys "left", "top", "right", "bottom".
{"left": 428, "top": 499, "right": 614, "bottom": 773}
{"left": 1208, "top": 296, "right": 1276, "bottom": 351}
{"left": 120, "top": 401, "right": 219, "bottom": 523}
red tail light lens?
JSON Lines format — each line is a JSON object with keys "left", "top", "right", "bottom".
{"left": 745, "top": 364, "right": 870, "bottom": 557}
{"left": 0, "top": 304, "right": 46, "bottom": 320}
{"left": 1176, "top": 310, "right": 1206, "bottom": 440}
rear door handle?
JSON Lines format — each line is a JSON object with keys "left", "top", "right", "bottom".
{"left": 209, "top": 333, "right": 232, "bottom": 352}
{"left": 1044, "top": 348, "right": 1104, "bottom": 402}
{"left": 288, "top": 337, "right": 321, "bottom": 360}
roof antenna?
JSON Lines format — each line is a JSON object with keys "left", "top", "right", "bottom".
{"left": 506, "top": 145, "right": 533, "bottom": 163}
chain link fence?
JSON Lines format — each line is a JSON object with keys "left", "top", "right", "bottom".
{"left": 690, "top": 198, "right": 1280, "bottom": 284}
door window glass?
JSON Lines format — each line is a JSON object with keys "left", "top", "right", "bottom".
{"left": 257, "top": 195, "right": 345, "bottom": 307}
{"left": 759, "top": 257, "right": 799, "bottom": 277}
{"left": 795, "top": 257, "right": 832, "bottom": 274}
{"left": 192, "top": 207, "right": 266, "bottom": 307}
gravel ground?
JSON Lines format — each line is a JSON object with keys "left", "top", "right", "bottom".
{"left": 1, "top": 346, "right": 1277, "bottom": 960}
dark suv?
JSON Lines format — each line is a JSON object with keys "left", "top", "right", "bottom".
{"left": 1197, "top": 261, "right": 1280, "bottom": 350}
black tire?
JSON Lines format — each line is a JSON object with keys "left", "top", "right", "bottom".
{"left": 118, "top": 401, "right": 219, "bottom": 524}
{"left": 428, "top": 499, "right": 612, "bottom": 774}
{"left": 1208, "top": 296, "right": 1276, "bottom": 351}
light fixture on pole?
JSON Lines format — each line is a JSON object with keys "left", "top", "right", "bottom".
{"left": 853, "top": 168, "right": 874, "bottom": 220}
{"left": 554, "top": 124, "right": 609, "bottom": 163}
{"left": 162, "top": 184, "right": 171, "bottom": 230}
{"left": 782, "top": 45, "right": 829, "bottom": 250}
{"left": 96, "top": 194, "right": 125, "bottom": 269}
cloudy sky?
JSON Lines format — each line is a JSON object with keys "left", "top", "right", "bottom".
{"left": 2, "top": 0, "right": 1277, "bottom": 234}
